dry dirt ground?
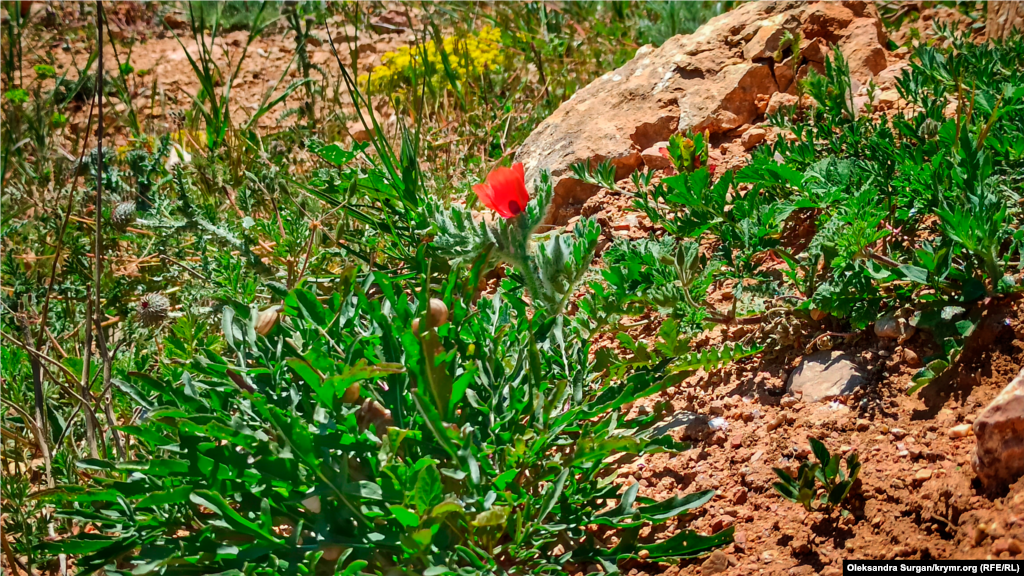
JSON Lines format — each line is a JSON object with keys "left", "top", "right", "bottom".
{"left": 8, "top": 2, "right": 407, "bottom": 149}
{"left": 6, "top": 3, "right": 1024, "bottom": 575}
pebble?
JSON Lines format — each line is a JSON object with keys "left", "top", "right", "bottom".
{"left": 780, "top": 396, "right": 799, "bottom": 408}
{"left": 904, "top": 349, "right": 921, "bottom": 367}
{"left": 891, "top": 428, "right": 907, "bottom": 439}
{"left": 789, "top": 535, "right": 811, "bottom": 554}
{"left": 702, "top": 550, "right": 730, "bottom": 575}
{"left": 913, "top": 469, "right": 933, "bottom": 483}
{"left": 766, "top": 414, "right": 785, "bottom": 431}
{"left": 711, "top": 515, "right": 736, "bottom": 531}
{"left": 949, "top": 424, "right": 973, "bottom": 438}
{"left": 729, "top": 433, "right": 744, "bottom": 449}
{"left": 731, "top": 486, "right": 748, "bottom": 505}
{"left": 761, "top": 550, "right": 777, "bottom": 563}
{"left": 992, "top": 538, "right": 1024, "bottom": 555}
{"left": 856, "top": 419, "right": 871, "bottom": 431}
{"left": 638, "top": 549, "right": 650, "bottom": 559}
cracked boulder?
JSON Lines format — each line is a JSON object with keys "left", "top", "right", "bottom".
{"left": 515, "top": 0, "right": 890, "bottom": 223}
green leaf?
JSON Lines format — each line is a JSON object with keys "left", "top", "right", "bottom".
{"left": 137, "top": 485, "right": 193, "bottom": 508}
{"left": 537, "top": 468, "right": 569, "bottom": 522}
{"left": 773, "top": 481, "right": 799, "bottom": 503}
{"left": 287, "top": 288, "right": 326, "bottom": 326}
{"left": 827, "top": 481, "right": 851, "bottom": 505}
{"left": 638, "top": 526, "right": 734, "bottom": 559}
{"left": 809, "top": 438, "right": 831, "bottom": 469}
{"left": 414, "top": 464, "right": 443, "bottom": 513}
{"left": 190, "top": 490, "right": 282, "bottom": 544}
{"left": 472, "top": 506, "right": 509, "bottom": 527}
{"left": 313, "top": 142, "right": 367, "bottom": 167}
{"left": 389, "top": 505, "right": 420, "bottom": 528}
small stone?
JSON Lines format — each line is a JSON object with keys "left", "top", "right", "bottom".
{"left": 641, "top": 142, "right": 672, "bottom": 171}
{"left": 638, "top": 549, "right": 650, "bottom": 560}
{"left": 876, "top": 89, "right": 900, "bottom": 109}
{"left": 741, "top": 127, "right": 767, "bottom": 150}
{"left": 874, "top": 314, "right": 916, "bottom": 343}
{"left": 973, "top": 369, "right": 1024, "bottom": 488}
{"left": 788, "top": 351, "right": 868, "bottom": 402}
{"left": 702, "top": 549, "right": 730, "bottom": 575}
{"left": 992, "top": 538, "right": 1023, "bottom": 555}
{"left": 913, "top": 469, "right": 933, "bottom": 483}
{"left": 761, "top": 550, "right": 777, "bottom": 563}
{"left": 731, "top": 487, "right": 748, "bottom": 505}
{"left": 949, "top": 424, "right": 973, "bottom": 438}
{"left": 766, "top": 414, "right": 785, "bottom": 431}
{"left": 729, "top": 433, "right": 744, "bottom": 449}
{"left": 764, "top": 92, "right": 799, "bottom": 117}
{"left": 903, "top": 349, "right": 921, "bottom": 367}
{"left": 891, "top": 428, "right": 907, "bottom": 439}
{"left": 789, "top": 535, "right": 811, "bottom": 554}
{"left": 711, "top": 515, "right": 736, "bottom": 532}
{"left": 780, "top": 396, "right": 799, "bottom": 408}
{"left": 856, "top": 419, "right": 871, "bottom": 432}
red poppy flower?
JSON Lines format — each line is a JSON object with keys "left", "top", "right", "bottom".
{"left": 473, "top": 163, "right": 530, "bottom": 219}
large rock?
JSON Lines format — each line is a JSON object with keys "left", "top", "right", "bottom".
{"left": 973, "top": 369, "right": 1024, "bottom": 489}
{"left": 788, "top": 350, "right": 868, "bottom": 402}
{"left": 515, "top": 0, "right": 890, "bottom": 223}
{"left": 987, "top": 0, "right": 1024, "bottom": 40}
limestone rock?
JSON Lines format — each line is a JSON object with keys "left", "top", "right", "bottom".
{"left": 641, "top": 142, "right": 671, "bottom": 170}
{"left": 788, "top": 350, "right": 868, "bottom": 402}
{"left": 839, "top": 17, "right": 889, "bottom": 79}
{"left": 986, "top": 0, "right": 1024, "bottom": 40}
{"left": 514, "top": 0, "right": 891, "bottom": 222}
{"left": 702, "top": 550, "right": 730, "bottom": 575}
{"left": 972, "top": 369, "right": 1024, "bottom": 489}
{"left": 741, "top": 127, "right": 768, "bottom": 149}
{"left": 766, "top": 92, "right": 799, "bottom": 115}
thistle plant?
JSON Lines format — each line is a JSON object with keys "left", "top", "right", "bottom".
{"left": 430, "top": 164, "right": 601, "bottom": 317}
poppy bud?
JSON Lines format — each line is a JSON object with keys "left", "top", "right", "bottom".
{"left": 256, "top": 306, "right": 280, "bottom": 336}
{"left": 341, "top": 383, "right": 361, "bottom": 404}
{"left": 427, "top": 298, "right": 449, "bottom": 328}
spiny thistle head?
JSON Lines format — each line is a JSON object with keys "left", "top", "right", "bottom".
{"left": 918, "top": 118, "right": 940, "bottom": 140}
{"left": 137, "top": 293, "right": 170, "bottom": 326}
{"left": 112, "top": 201, "right": 137, "bottom": 230}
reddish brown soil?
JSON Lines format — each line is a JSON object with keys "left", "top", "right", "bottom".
{"left": 607, "top": 300, "right": 1024, "bottom": 575}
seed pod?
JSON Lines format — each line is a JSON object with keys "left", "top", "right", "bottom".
{"left": 256, "top": 306, "right": 280, "bottom": 336}
{"left": 426, "top": 298, "right": 449, "bottom": 328}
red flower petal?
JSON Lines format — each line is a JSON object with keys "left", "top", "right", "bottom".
{"left": 475, "top": 163, "right": 530, "bottom": 219}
